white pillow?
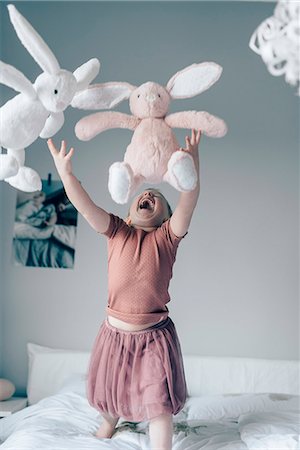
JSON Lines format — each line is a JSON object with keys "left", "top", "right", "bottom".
{"left": 58, "top": 373, "right": 87, "bottom": 396}
{"left": 183, "top": 355, "right": 300, "bottom": 396}
{"left": 186, "top": 393, "right": 300, "bottom": 421}
{"left": 27, "top": 343, "right": 90, "bottom": 405}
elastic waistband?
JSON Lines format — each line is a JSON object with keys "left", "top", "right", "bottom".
{"left": 104, "top": 317, "right": 172, "bottom": 335}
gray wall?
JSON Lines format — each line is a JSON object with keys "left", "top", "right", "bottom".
{"left": 0, "top": 183, "right": 3, "bottom": 377}
{"left": 0, "top": 1, "right": 298, "bottom": 395}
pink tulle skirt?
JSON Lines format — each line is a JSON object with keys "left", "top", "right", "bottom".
{"left": 87, "top": 317, "right": 187, "bottom": 421}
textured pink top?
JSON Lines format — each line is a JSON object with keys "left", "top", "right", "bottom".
{"left": 103, "top": 214, "right": 184, "bottom": 325}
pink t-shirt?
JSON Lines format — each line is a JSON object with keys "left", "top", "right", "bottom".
{"left": 103, "top": 214, "right": 184, "bottom": 325}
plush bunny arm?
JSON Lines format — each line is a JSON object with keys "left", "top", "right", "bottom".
{"left": 0, "top": 61, "right": 36, "bottom": 99}
{"left": 73, "top": 58, "right": 100, "bottom": 91}
{"left": 8, "top": 4, "right": 60, "bottom": 75}
{"left": 39, "top": 112, "right": 65, "bottom": 139}
{"left": 75, "top": 112, "right": 140, "bottom": 141}
{"left": 165, "top": 111, "right": 227, "bottom": 138}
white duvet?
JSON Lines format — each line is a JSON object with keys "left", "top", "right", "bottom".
{"left": 0, "top": 384, "right": 299, "bottom": 450}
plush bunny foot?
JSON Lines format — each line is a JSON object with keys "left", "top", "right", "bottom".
{"left": 5, "top": 166, "right": 42, "bottom": 192}
{"left": 108, "top": 162, "right": 145, "bottom": 204}
{"left": 166, "top": 151, "right": 197, "bottom": 192}
{"left": 0, "top": 154, "right": 19, "bottom": 180}
{"left": 108, "top": 162, "right": 134, "bottom": 204}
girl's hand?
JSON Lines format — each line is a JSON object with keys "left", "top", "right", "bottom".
{"left": 47, "top": 139, "right": 74, "bottom": 178}
{"left": 180, "top": 129, "right": 201, "bottom": 171}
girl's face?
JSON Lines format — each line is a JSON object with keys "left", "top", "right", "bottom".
{"left": 128, "top": 189, "right": 170, "bottom": 229}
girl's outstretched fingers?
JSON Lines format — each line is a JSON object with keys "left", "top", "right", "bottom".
{"left": 189, "top": 129, "right": 201, "bottom": 146}
{"left": 191, "top": 129, "right": 196, "bottom": 144}
{"left": 60, "top": 140, "right": 67, "bottom": 156}
{"left": 185, "top": 135, "right": 191, "bottom": 149}
{"left": 66, "top": 147, "right": 74, "bottom": 159}
{"left": 196, "top": 129, "right": 201, "bottom": 144}
{"left": 47, "top": 138, "right": 58, "bottom": 155}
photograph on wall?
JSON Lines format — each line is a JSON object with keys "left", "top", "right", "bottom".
{"left": 12, "top": 176, "right": 78, "bottom": 269}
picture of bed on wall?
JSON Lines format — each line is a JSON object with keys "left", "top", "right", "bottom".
{"left": 12, "top": 175, "right": 78, "bottom": 269}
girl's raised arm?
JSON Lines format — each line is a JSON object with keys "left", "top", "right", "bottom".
{"left": 47, "top": 139, "right": 110, "bottom": 234}
{"left": 170, "top": 130, "right": 201, "bottom": 237}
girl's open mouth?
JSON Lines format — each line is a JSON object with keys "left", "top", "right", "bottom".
{"left": 139, "top": 197, "right": 155, "bottom": 210}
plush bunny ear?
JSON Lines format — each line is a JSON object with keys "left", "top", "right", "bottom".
{"left": 73, "top": 58, "right": 101, "bottom": 91}
{"left": 7, "top": 4, "right": 60, "bottom": 75}
{"left": 71, "top": 82, "right": 135, "bottom": 110}
{"left": 0, "top": 61, "right": 36, "bottom": 99}
{"left": 166, "top": 62, "right": 223, "bottom": 99}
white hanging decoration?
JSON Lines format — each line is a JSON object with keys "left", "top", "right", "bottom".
{"left": 249, "top": 0, "right": 300, "bottom": 96}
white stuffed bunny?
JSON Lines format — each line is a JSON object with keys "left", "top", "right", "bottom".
{"left": 0, "top": 4, "right": 100, "bottom": 192}
{"left": 73, "top": 62, "right": 227, "bottom": 204}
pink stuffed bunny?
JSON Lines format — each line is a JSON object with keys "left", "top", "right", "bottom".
{"left": 73, "top": 62, "right": 227, "bottom": 204}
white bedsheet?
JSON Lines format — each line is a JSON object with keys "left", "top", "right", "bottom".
{"left": 0, "top": 391, "right": 240, "bottom": 449}
{"left": 0, "top": 388, "right": 299, "bottom": 450}
{"left": 239, "top": 411, "right": 300, "bottom": 450}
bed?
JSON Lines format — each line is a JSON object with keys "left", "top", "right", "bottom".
{"left": 0, "top": 343, "right": 299, "bottom": 449}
